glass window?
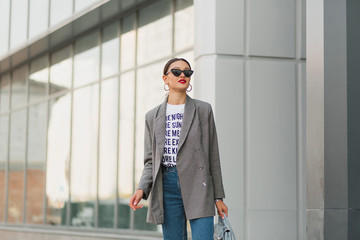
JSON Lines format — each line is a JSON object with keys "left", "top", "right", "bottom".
{"left": 71, "top": 84, "right": 99, "bottom": 227}
{"left": 137, "top": 0, "right": 172, "bottom": 66}
{"left": 120, "top": 0, "right": 135, "bottom": 10}
{"left": 50, "top": 0, "right": 73, "bottom": 27}
{"left": 29, "top": 56, "right": 48, "bottom": 103}
{"left": 50, "top": 46, "right": 72, "bottom": 94}
{"left": 117, "top": 71, "right": 134, "bottom": 229}
{"left": 11, "top": 65, "right": 28, "bottom": 109}
{"left": 46, "top": 93, "right": 71, "bottom": 226}
{"left": 135, "top": 62, "right": 164, "bottom": 181}
{"left": 8, "top": 109, "right": 27, "bottom": 224}
{"left": 0, "top": 0, "right": 10, "bottom": 57}
{"left": 134, "top": 62, "right": 164, "bottom": 231}
{"left": 26, "top": 102, "right": 47, "bottom": 224}
{"left": 29, "top": 0, "right": 49, "bottom": 39}
{"left": 74, "top": 31, "right": 100, "bottom": 88}
{"left": 174, "top": 0, "right": 194, "bottom": 52}
{"left": 98, "top": 78, "right": 118, "bottom": 228}
{"left": 120, "top": 14, "right": 136, "bottom": 72}
{"left": 75, "top": 0, "right": 99, "bottom": 12}
{"left": 101, "top": 23, "right": 119, "bottom": 79}
{"left": 1, "top": 74, "right": 11, "bottom": 113}
{"left": 0, "top": 115, "right": 9, "bottom": 222}
{"left": 10, "top": 0, "right": 28, "bottom": 49}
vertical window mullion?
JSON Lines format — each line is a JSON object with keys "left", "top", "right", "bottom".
{"left": 47, "top": 0, "right": 51, "bottom": 29}
{"left": 42, "top": 53, "right": 51, "bottom": 225}
{"left": 67, "top": 42, "right": 75, "bottom": 227}
{"left": 23, "top": 63, "right": 30, "bottom": 224}
{"left": 72, "top": 0, "right": 75, "bottom": 14}
{"left": 26, "top": 0, "right": 30, "bottom": 40}
{"left": 4, "top": 72, "right": 12, "bottom": 223}
{"left": 95, "top": 29, "right": 102, "bottom": 229}
{"left": 7, "top": 0, "right": 12, "bottom": 52}
{"left": 114, "top": 18, "right": 122, "bottom": 230}
{"left": 171, "top": 0, "right": 175, "bottom": 56}
{"left": 129, "top": 9, "right": 139, "bottom": 231}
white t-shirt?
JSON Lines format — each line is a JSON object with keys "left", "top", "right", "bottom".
{"left": 162, "top": 103, "right": 185, "bottom": 167}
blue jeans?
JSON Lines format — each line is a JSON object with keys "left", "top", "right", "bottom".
{"left": 162, "top": 166, "right": 213, "bottom": 240}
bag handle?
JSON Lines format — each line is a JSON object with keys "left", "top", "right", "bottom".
{"left": 218, "top": 214, "right": 236, "bottom": 240}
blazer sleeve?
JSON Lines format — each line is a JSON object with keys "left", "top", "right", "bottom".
{"left": 137, "top": 113, "right": 153, "bottom": 200}
{"left": 208, "top": 105, "right": 226, "bottom": 199}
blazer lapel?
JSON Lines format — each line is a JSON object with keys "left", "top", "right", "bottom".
{"left": 154, "top": 97, "right": 167, "bottom": 171}
{"left": 177, "top": 95, "right": 196, "bottom": 153}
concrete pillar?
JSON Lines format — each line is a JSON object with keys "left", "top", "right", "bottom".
{"left": 194, "top": 0, "right": 306, "bottom": 239}
{"left": 308, "top": 0, "right": 360, "bottom": 239}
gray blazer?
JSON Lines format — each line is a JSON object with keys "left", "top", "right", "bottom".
{"left": 138, "top": 94, "right": 225, "bottom": 224}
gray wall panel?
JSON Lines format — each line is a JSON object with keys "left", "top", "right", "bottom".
{"left": 349, "top": 210, "right": 360, "bottom": 240}
{"left": 307, "top": 209, "right": 324, "bottom": 240}
{"left": 249, "top": 0, "right": 296, "bottom": 58}
{"left": 324, "top": 0, "right": 348, "bottom": 209}
{"left": 324, "top": 209, "right": 348, "bottom": 240}
{"left": 347, "top": 0, "right": 360, "bottom": 210}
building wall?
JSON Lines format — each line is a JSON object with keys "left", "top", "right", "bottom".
{"left": 0, "top": 0, "right": 105, "bottom": 58}
{"left": 1, "top": 0, "right": 357, "bottom": 239}
{"left": 0, "top": 0, "right": 193, "bottom": 239}
{"left": 307, "top": 0, "right": 360, "bottom": 239}
{"left": 194, "top": 0, "right": 306, "bottom": 239}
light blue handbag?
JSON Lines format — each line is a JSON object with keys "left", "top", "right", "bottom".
{"left": 214, "top": 215, "right": 236, "bottom": 240}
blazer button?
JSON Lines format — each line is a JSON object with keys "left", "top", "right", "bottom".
{"left": 199, "top": 166, "right": 203, "bottom": 170}
{"left": 202, "top": 182, "right": 207, "bottom": 187}
{"left": 195, "top": 148, "right": 200, "bottom": 152}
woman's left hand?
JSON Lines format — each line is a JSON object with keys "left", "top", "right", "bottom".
{"left": 215, "top": 200, "right": 228, "bottom": 219}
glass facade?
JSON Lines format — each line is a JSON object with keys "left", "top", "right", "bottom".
{"left": 0, "top": 0, "right": 194, "bottom": 233}
{"left": 0, "top": 0, "right": 103, "bottom": 57}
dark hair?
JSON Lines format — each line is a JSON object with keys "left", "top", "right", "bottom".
{"left": 163, "top": 58, "right": 192, "bottom": 75}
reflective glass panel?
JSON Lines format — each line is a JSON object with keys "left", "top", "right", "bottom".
{"left": 120, "top": 0, "right": 135, "bottom": 10}
{"left": 8, "top": 109, "right": 27, "bottom": 223}
{"left": 0, "top": 74, "right": 11, "bottom": 113}
{"left": 0, "top": 0, "right": 10, "bottom": 56}
{"left": 26, "top": 102, "right": 47, "bottom": 224}
{"left": 135, "top": 62, "right": 164, "bottom": 183}
{"left": 98, "top": 78, "right": 118, "bottom": 228}
{"left": 50, "top": 46, "right": 72, "bottom": 94}
{"left": 117, "top": 71, "right": 134, "bottom": 229}
{"left": 175, "top": 0, "right": 194, "bottom": 52}
{"left": 74, "top": 31, "right": 100, "bottom": 88}
{"left": 134, "top": 63, "right": 164, "bottom": 231}
{"left": 0, "top": 115, "right": 9, "bottom": 222}
{"left": 11, "top": 65, "right": 28, "bottom": 109}
{"left": 71, "top": 84, "right": 99, "bottom": 227}
{"left": 29, "top": 55, "right": 48, "bottom": 103}
{"left": 46, "top": 93, "right": 71, "bottom": 226}
{"left": 75, "top": 0, "right": 99, "bottom": 12}
{"left": 120, "top": 14, "right": 135, "bottom": 72}
{"left": 50, "top": 0, "right": 72, "bottom": 27}
{"left": 29, "top": 0, "right": 49, "bottom": 39}
{"left": 101, "top": 23, "right": 119, "bottom": 79}
{"left": 10, "top": 0, "right": 28, "bottom": 49}
{"left": 137, "top": 0, "right": 172, "bottom": 66}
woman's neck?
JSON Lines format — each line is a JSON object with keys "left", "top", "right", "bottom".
{"left": 167, "top": 92, "right": 187, "bottom": 105}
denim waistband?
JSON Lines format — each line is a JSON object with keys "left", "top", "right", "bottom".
{"left": 161, "top": 165, "right": 177, "bottom": 173}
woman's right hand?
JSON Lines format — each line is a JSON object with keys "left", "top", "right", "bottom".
{"left": 129, "top": 189, "right": 144, "bottom": 211}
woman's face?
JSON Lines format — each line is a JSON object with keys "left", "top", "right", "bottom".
{"left": 163, "top": 60, "right": 191, "bottom": 93}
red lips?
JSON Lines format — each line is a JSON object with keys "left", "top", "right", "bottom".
{"left": 178, "top": 79, "right": 186, "bottom": 84}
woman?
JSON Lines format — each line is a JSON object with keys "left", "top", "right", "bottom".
{"left": 129, "top": 58, "right": 228, "bottom": 240}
